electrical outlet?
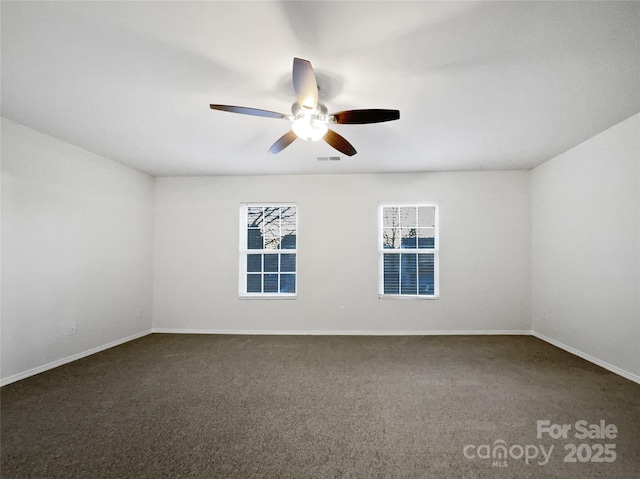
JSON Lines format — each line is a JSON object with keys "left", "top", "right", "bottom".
{"left": 67, "top": 323, "right": 77, "bottom": 336}
{"left": 339, "top": 306, "right": 345, "bottom": 316}
{"left": 136, "top": 307, "right": 143, "bottom": 319}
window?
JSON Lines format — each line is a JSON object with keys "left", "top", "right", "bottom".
{"left": 378, "top": 204, "right": 439, "bottom": 298}
{"left": 239, "top": 204, "right": 297, "bottom": 298}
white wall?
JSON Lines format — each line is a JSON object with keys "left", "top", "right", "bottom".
{"left": 1, "top": 118, "right": 154, "bottom": 384}
{"left": 4, "top": 110, "right": 638, "bottom": 384}
{"left": 531, "top": 114, "right": 640, "bottom": 380}
{"left": 153, "top": 171, "right": 531, "bottom": 333}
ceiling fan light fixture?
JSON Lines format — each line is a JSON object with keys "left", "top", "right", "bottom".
{"left": 292, "top": 116, "right": 328, "bottom": 141}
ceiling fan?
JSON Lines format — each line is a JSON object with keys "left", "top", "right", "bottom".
{"left": 209, "top": 58, "right": 400, "bottom": 157}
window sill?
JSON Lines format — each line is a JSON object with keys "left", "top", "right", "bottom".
{"left": 378, "top": 294, "right": 439, "bottom": 300}
{"left": 239, "top": 294, "right": 297, "bottom": 300}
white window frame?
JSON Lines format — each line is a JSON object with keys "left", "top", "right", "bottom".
{"left": 378, "top": 203, "right": 440, "bottom": 299}
{"left": 239, "top": 203, "right": 298, "bottom": 299}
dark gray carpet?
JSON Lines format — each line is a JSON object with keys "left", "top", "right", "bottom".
{"left": 2, "top": 334, "right": 639, "bottom": 478}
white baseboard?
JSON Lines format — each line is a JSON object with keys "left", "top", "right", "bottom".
{"left": 152, "top": 328, "right": 532, "bottom": 336}
{"left": 532, "top": 331, "right": 640, "bottom": 385}
{"left": 0, "top": 329, "right": 153, "bottom": 387}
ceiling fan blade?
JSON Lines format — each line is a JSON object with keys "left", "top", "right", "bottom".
{"left": 323, "top": 129, "right": 357, "bottom": 157}
{"left": 268, "top": 130, "right": 298, "bottom": 154}
{"left": 332, "top": 109, "right": 400, "bottom": 124}
{"left": 210, "top": 104, "right": 289, "bottom": 120}
{"left": 292, "top": 58, "right": 318, "bottom": 110}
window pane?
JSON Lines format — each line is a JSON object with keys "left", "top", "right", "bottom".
{"left": 263, "top": 207, "right": 280, "bottom": 223}
{"left": 247, "top": 207, "right": 263, "bottom": 227}
{"left": 383, "top": 207, "right": 398, "bottom": 228}
{"left": 247, "top": 228, "right": 263, "bottom": 249}
{"left": 418, "top": 253, "right": 435, "bottom": 295}
{"left": 281, "top": 207, "right": 296, "bottom": 249}
{"left": 280, "top": 274, "right": 296, "bottom": 293}
{"left": 417, "top": 228, "right": 435, "bottom": 249}
{"left": 281, "top": 207, "right": 296, "bottom": 227}
{"left": 401, "top": 253, "right": 417, "bottom": 295}
{"left": 247, "top": 254, "right": 262, "bottom": 272}
{"left": 263, "top": 254, "right": 279, "bottom": 272}
{"left": 383, "top": 228, "right": 399, "bottom": 249}
{"left": 264, "top": 223, "right": 280, "bottom": 249}
{"left": 400, "top": 206, "right": 417, "bottom": 227}
{"left": 400, "top": 228, "right": 417, "bottom": 248}
{"left": 383, "top": 254, "right": 400, "bottom": 294}
{"left": 247, "top": 274, "right": 261, "bottom": 293}
{"left": 418, "top": 206, "right": 435, "bottom": 227}
{"left": 264, "top": 274, "right": 278, "bottom": 293}
{"left": 281, "top": 232, "right": 296, "bottom": 249}
{"left": 280, "top": 254, "right": 296, "bottom": 272}
{"left": 260, "top": 207, "right": 280, "bottom": 249}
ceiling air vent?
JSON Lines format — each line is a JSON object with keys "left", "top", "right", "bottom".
{"left": 317, "top": 156, "right": 341, "bottom": 161}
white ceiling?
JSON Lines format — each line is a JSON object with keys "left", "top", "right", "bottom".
{"left": 2, "top": 1, "right": 638, "bottom": 177}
